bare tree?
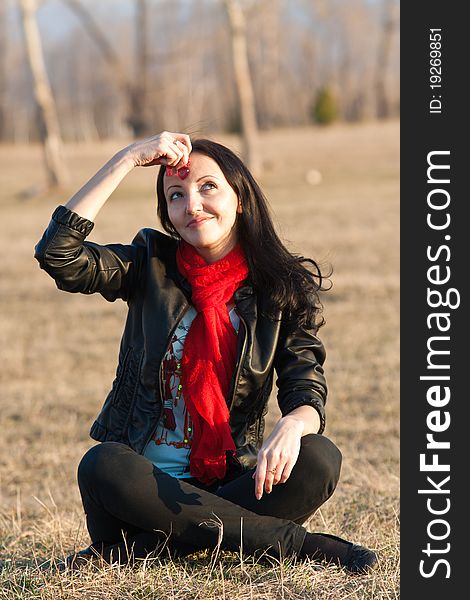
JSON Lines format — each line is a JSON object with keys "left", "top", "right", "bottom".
{"left": 0, "top": 1, "right": 7, "bottom": 141}
{"left": 61, "top": 0, "right": 129, "bottom": 93}
{"left": 61, "top": 0, "right": 151, "bottom": 137}
{"left": 19, "top": 0, "right": 69, "bottom": 188}
{"left": 374, "top": 0, "right": 397, "bottom": 119}
{"left": 128, "top": 0, "right": 151, "bottom": 136}
{"left": 223, "top": 0, "right": 261, "bottom": 176}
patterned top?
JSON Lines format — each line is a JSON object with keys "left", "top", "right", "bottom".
{"left": 143, "top": 305, "right": 240, "bottom": 478}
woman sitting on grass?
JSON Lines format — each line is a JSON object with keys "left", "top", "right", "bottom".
{"left": 35, "top": 131, "right": 377, "bottom": 574}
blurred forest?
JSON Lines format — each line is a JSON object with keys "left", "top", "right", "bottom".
{"left": 0, "top": 0, "right": 399, "bottom": 144}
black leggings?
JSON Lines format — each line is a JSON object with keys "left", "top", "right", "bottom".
{"left": 77, "top": 434, "right": 342, "bottom": 560}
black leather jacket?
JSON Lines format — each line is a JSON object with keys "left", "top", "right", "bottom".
{"left": 34, "top": 206, "right": 328, "bottom": 481}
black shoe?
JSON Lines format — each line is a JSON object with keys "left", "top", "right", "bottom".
{"left": 314, "top": 533, "right": 378, "bottom": 574}
{"left": 344, "top": 543, "right": 378, "bottom": 574}
{"left": 65, "top": 544, "right": 104, "bottom": 571}
{"left": 39, "top": 543, "right": 104, "bottom": 573}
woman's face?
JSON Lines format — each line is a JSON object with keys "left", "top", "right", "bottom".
{"left": 163, "top": 152, "right": 242, "bottom": 263}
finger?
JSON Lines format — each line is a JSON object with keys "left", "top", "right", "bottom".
{"left": 269, "top": 456, "right": 286, "bottom": 486}
{"left": 168, "top": 142, "right": 185, "bottom": 166}
{"left": 264, "top": 466, "right": 278, "bottom": 494}
{"left": 173, "top": 141, "right": 190, "bottom": 168}
{"left": 271, "top": 464, "right": 284, "bottom": 486}
{"left": 161, "top": 146, "right": 184, "bottom": 167}
{"left": 277, "top": 458, "right": 296, "bottom": 484}
{"left": 254, "top": 455, "right": 267, "bottom": 500}
{"left": 172, "top": 133, "right": 192, "bottom": 154}
{"left": 157, "top": 132, "right": 182, "bottom": 161}
{"left": 169, "top": 133, "right": 191, "bottom": 165}
{"left": 145, "top": 150, "right": 177, "bottom": 167}
{"left": 177, "top": 141, "right": 191, "bottom": 166}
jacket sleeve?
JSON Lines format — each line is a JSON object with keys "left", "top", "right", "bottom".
{"left": 34, "top": 205, "right": 147, "bottom": 302}
{"left": 273, "top": 319, "right": 328, "bottom": 434}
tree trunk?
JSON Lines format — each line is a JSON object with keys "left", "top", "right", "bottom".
{"left": 61, "top": 0, "right": 151, "bottom": 138}
{"left": 375, "top": 0, "right": 396, "bottom": 119}
{"left": 19, "top": 0, "right": 69, "bottom": 188}
{"left": 0, "top": 1, "right": 7, "bottom": 141}
{"left": 61, "top": 0, "right": 129, "bottom": 93}
{"left": 128, "top": 0, "right": 150, "bottom": 137}
{"left": 223, "top": 0, "right": 261, "bottom": 177}
{"left": 259, "top": 0, "right": 283, "bottom": 128}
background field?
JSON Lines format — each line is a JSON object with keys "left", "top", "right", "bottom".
{"left": 0, "top": 120, "right": 399, "bottom": 598}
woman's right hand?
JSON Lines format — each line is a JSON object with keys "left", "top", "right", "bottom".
{"left": 63, "top": 131, "right": 192, "bottom": 222}
{"left": 126, "top": 131, "right": 192, "bottom": 170}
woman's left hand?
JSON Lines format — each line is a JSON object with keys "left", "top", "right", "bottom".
{"left": 252, "top": 416, "right": 304, "bottom": 500}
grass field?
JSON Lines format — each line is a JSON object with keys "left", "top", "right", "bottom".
{"left": 0, "top": 120, "right": 399, "bottom": 598}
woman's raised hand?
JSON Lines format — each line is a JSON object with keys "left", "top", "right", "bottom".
{"left": 63, "top": 131, "right": 192, "bottom": 222}
{"left": 127, "top": 131, "right": 192, "bottom": 170}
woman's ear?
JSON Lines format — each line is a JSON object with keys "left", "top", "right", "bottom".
{"left": 237, "top": 202, "right": 243, "bottom": 214}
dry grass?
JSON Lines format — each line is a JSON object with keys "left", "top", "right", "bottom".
{"left": 0, "top": 120, "right": 399, "bottom": 598}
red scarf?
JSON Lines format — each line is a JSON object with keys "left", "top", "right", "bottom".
{"left": 176, "top": 240, "right": 249, "bottom": 485}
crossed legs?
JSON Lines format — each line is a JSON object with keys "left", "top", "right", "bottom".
{"left": 77, "top": 434, "right": 342, "bottom": 561}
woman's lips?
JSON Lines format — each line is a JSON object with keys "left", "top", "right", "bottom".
{"left": 187, "top": 217, "right": 212, "bottom": 228}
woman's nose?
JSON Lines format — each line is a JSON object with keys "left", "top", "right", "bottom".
{"left": 185, "top": 192, "right": 203, "bottom": 215}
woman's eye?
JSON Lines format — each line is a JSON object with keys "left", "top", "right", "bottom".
{"left": 169, "top": 191, "right": 183, "bottom": 201}
{"left": 200, "top": 182, "right": 216, "bottom": 192}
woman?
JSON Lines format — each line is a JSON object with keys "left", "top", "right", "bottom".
{"left": 35, "top": 131, "right": 377, "bottom": 574}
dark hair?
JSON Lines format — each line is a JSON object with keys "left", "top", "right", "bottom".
{"left": 156, "top": 139, "right": 330, "bottom": 330}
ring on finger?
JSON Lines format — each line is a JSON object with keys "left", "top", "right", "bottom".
{"left": 268, "top": 468, "right": 277, "bottom": 474}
